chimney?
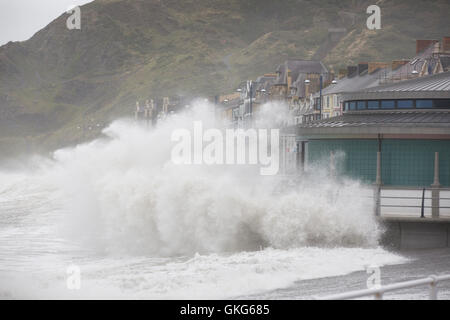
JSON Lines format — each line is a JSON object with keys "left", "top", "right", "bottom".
{"left": 392, "top": 60, "right": 409, "bottom": 70}
{"left": 287, "top": 70, "right": 292, "bottom": 89}
{"left": 442, "top": 37, "right": 450, "bottom": 52}
{"left": 357, "top": 63, "right": 368, "bottom": 75}
{"left": 416, "top": 39, "right": 439, "bottom": 54}
{"left": 338, "top": 68, "right": 347, "bottom": 79}
{"left": 368, "top": 62, "right": 389, "bottom": 74}
{"left": 347, "top": 66, "right": 357, "bottom": 78}
{"left": 329, "top": 71, "right": 335, "bottom": 83}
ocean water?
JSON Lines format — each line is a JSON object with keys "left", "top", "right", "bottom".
{"left": 0, "top": 101, "right": 408, "bottom": 299}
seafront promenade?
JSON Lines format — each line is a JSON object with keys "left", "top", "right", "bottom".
{"left": 242, "top": 248, "right": 450, "bottom": 300}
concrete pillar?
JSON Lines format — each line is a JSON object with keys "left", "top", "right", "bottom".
{"left": 375, "top": 151, "right": 382, "bottom": 186}
{"left": 431, "top": 152, "right": 441, "bottom": 218}
{"left": 374, "top": 151, "right": 382, "bottom": 216}
{"left": 432, "top": 152, "right": 440, "bottom": 186}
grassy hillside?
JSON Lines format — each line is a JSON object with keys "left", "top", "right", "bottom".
{"left": 0, "top": 0, "right": 449, "bottom": 158}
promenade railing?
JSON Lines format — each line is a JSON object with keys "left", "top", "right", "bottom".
{"left": 317, "top": 274, "right": 450, "bottom": 300}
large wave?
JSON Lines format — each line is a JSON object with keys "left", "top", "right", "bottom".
{"left": 0, "top": 100, "right": 382, "bottom": 257}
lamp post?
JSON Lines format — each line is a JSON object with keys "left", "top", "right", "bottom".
{"left": 248, "top": 81, "right": 253, "bottom": 119}
{"left": 236, "top": 88, "right": 243, "bottom": 127}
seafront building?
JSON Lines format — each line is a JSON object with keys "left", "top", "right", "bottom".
{"left": 314, "top": 38, "right": 450, "bottom": 120}
{"left": 296, "top": 71, "right": 450, "bottom": 187}
{"left": 217, "top": 59, "right": 330, "bottom": 127}
{"left": 285, "top": 72, "right": 450, "bottom": 248}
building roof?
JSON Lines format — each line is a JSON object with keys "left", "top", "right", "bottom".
{"left": 295, "top": 110, "right": 450, "bottom": 136}
{"left": 440, "top": 56, "right": 450, "bottom": 72}
{"left": 255, "top": 75, "right": 276, "bottom": 91}
{"left": 291, "top": 73, "right": 308, "bottom": 97}
{"left": 386, "top": 43, "right": 437, "bottom": 80}
{"left": 317, "top": 43, "right": 443, "bottom": 98}
{"left": 274, "top": 60, "right": 328, "bottom": 86}
{"left": 316, "top": 68, "right": 383, "bottom": 97}
{"left": 343, "top": 71, "right": 450, "bottom": 100}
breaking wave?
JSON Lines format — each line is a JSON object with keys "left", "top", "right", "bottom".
{"left": 1, "top": 100, "right": 381, "bottom": 257}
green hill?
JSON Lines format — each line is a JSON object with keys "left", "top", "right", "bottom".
{"left": 1, "top": 0, "right": 449, "bottom": 158}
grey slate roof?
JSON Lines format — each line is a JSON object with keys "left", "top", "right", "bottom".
{"left": 291, "top": 73, "right": 307, "bottom": 97}
{"left": 295, "top": 110, "right": 450, "bottom": 136}
{"left": 316, "top": 68, "right": 383, "bottom": 97}
{"left": 363, "top": 71, "right": 450, "bottom": 92}
{"left": 274, "top": 60, "right": 328, "bottom": 86}
{"left": 440, "top": 56, "right": 450, "bottom": 72}
{"left": 255, "top": 75, "right": 276, "bottom": 91}
{"left": 387, "top": 44, "right": 436, "bottom": 79}
{"left": 300, "top": 110, "right": 450, "bottom": 127}
{"left": 316, "top": 43, "right": 442, "bottom": 98}
{"left": 343, "top": 71, "right": 450, "bottom": 100}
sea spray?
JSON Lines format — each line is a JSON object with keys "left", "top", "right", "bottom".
{"left": 39, "top": 100, "right": 382, "bottom": 256}
{"left": 0, "top": 100, "right": 403, "bottom": 299}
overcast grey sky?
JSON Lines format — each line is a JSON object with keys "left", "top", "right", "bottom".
{"left": 0, "top": 0, "right": 94, "bottom": 46}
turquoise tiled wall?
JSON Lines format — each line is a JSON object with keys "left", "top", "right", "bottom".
{"left": 307, "top": 139, "right": 450, "bottom": 187}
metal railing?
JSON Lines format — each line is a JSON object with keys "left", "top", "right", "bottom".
{"left": 376, "top": 186, "right": 450, "bottom": 218}
{"left": 317, "top": 274, "right": 450, "bottom": 300}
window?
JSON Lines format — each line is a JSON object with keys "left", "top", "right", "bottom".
{"left": 367, "top": 101, "right": 379, "bottom": 109}
{"left": 416, "top": 100, "right": 433, "bottom": 108}
{"left": 341, "top": 99, "right": 450, "bottom": 112}
{"left": 357, "top": 101, "right": 366, "bottom": 110}
{"left": 397, "top": 100, "right": 414, "bottom": 109}
{"left": 314, "top": 98, "right": 321, "bottom": 110}
{"left": 381, "top": 100, "right": 395, "bottom": 109}
{"left": 432, "top": 99, "right": 450, "bottom": 109}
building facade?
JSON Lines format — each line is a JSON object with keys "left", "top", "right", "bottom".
{"left": 296, "top": 72, "right": 450, "bottom": 188}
